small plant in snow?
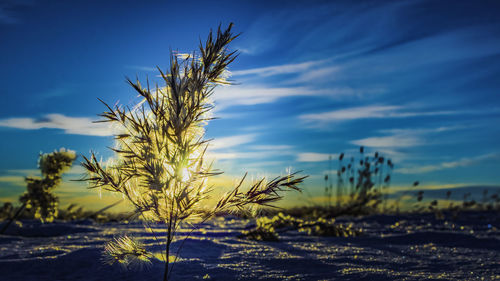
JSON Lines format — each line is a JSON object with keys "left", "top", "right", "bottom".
{"left": 103, "top": 235, "right": 153, "bottom": 270}
{"left": 80, "top": 23, "right": 306, "bottom": 280}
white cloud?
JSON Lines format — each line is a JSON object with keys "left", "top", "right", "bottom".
{"left": 299, "top": 105, "right": 468, "bottom": 124}
{"left": 297, "top": 152, "right": 336, "bottom": 162}
{"left": 208, "top": 150, "right": 294, "bottom": 161}
{"left": 395, "top": 153, "right": 500, "bottom": 174}
{"left": 300, "top": 105, "right": 400, "bottom": 123}
{"left": 214, "top": 84, "right": 366, "bottom": 109}
{"left": 373, "top": 148, "right": 411, "bottom": 162}
{"left": 125, "top": 65, "right": 157, "bottom": 72}
{"left": 352, "top": 135, "right": 423, "bottom": 148}
{"left": 293, "top": 66, "right": 340, "bottom": 83}
{"left": 243, "top": 160, "right": 289, "bottom": 168}
{"left": 351, "top": 125, "right": 468, "bottom": 150}
{"left": 0, "top": 114, "right": 117, "bottom": 136}
{"left": 206, "top": 134, "right": 295, "bottom": 162}
{"left": 0, "top": 175, "right": 25, "bottom": 186}
{"left": 214, "top": 85, "right": 323, "bottom": 108}
{"left": 212, "top": 57, "right": 385, "bottom": 110}
{"left": 347, "top": 125, "right": 465, "bottom": 162}
{"left": 212, "top": 58, "right": 376, "bottom": 110}
{"left": 66, "top": 165, "right": 88, "bottom": 175}
{"left": 6, "top": 169, "right": 39, "bottom": 174}
{"left": 208, "top": 151, "right": 265, "bottom": 160}
{"left": 230, "top": 59, "right": 328, "bottom": 77}
{"left": 320, "top": 169, "right": 338, "bottom": 176}
{"left": 249, "top": 145, "right": 293, "bottom": 150}
{"left": 378, "top": 125, "right": 467, "bottom": 135}
{"left": 209, "top": 134, "right": 257, "bottom": 151}
{"left": 5, "top": 165, "right": 86, "bottom": 179}
{"left": 208, "top": 134, "right": 261, "bottom": 160}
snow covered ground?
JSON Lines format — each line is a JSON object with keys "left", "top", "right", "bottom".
{"left": 0, "top": 211, "right": 499, "bottom": 280}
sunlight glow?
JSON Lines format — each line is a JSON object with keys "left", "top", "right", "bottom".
{"left": 181, "top": 168, "right": 190, "bottom": 183}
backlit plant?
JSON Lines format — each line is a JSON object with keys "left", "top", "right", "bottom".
{"left": 80, "top": 24, "right": 306, "bottom": 281}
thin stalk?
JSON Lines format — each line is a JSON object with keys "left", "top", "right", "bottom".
{"left": 163, "top": 190, "right": 176, "bottom": 281}
{"left": 164, "top": 218, "right": 172, "bottom": 281}
{"left": 336, "top": 158, "right": 342, "bottom": 207}
{"left": 167, "top": 215, "right": 211, "bottom": 281}
{"left": 328, "top": 155, "right": 332, "bottom": 208}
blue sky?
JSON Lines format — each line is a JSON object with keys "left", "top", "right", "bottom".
{"left": 1, "top": 0, "right": 500, "bottom": 210}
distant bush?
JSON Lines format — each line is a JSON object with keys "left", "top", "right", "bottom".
{"left": 241, "top": 212, "right": 361, "bottom": 241}
{"left": 0, "top": 202, "right": 14, "bottom": 220}
{"left": 411, "top": 189, "right": 500, "bottom": 220}
{"left": 19, "top": 148, "right": 76, "bottom": 223}
{"left": 322, "top": 147, "right": 394, "bottom": 216}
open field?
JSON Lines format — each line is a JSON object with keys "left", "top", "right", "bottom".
{"left": 1, "top": 211, "right": 499, "bottom": 280}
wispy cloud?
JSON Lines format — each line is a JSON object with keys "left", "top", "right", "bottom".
{"left": 7, "top": 165, "right": 87, "bottom": 177}
{"left": 207, "top": 133, "right": 295, "bottom": 164}
{"left": 352, "top": 135, "right": 423, "bottom": 148}
{"left": 353, "top": 125, "right": 466, "bottom": 149}
{"left": 214, "top": 85, "right": 324, "bottom": 109}
{"left": 349, "top": 125, "right": 466, "bottom": 162}
{"left": 208, "top": 149, "right": 294, "bottom": 161}
{"left": 378, "top": 125, "right": 468, "bottom": 135}
{"left": 299, "top": 105, "right": 499, "bottom": 126}
{"left": 231, "top": 59, "right": 329, "bottom": 77}
{"left": 297, "top": 152, "right": 336, "bottom": 162}
{"left": 0, "top": 175, "right": 25, "bottom": 187}
{"left": 213, "top": 84, "right": 369, "bottom": 109}
{"left": 292, "top": 66, "right": 340, "bottom": 84}
{"left": 209, "top": 134, "right": 256, "bottom": 150}
{"left": 235, "top": 1, "right": 500, "bottom": 116}
{"left": 395, "top": 153, "right": 500, "bottom": 174}
{"left": 301, "top": 105, "right": 396, "bottom": 122}
{"left": 6, "top": 169, "right": 39, "bottom": 175}
{"left": 208, "top": 133, "right": 258, "bottom": 160}
{"left": 0, "top": 114, "right": 117, "bottom": 136}
{"left": 125, "top": 65, "right": 157, "bottom": 72}
{"left": 249, "top": 145, "right": 294, "bottom": 150}
{"left": 299, "top": 105, "right": 462, "bottom": 124}
{"left": 208, "top": 151, "right": 275, "bottom": 160}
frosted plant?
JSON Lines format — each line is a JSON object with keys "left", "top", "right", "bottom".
{"left": 80, "top": 24, "right": 306, "bottom": 281}
{"left": 103, "top": 235, "right": 152, "bottom": 270}
{"left": 19, "top": 148, "right": 76, "bottom": 223}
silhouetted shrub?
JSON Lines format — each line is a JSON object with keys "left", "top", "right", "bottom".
{"left": 19, "top": 148, "right": 76, "bottom": 223}
{"left": 327, "top": 147, "right": 393, "bottom": 216}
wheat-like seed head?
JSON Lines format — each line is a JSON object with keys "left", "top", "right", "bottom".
{"left": 103, "top": 235, "right": 152, "bottom": 270}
